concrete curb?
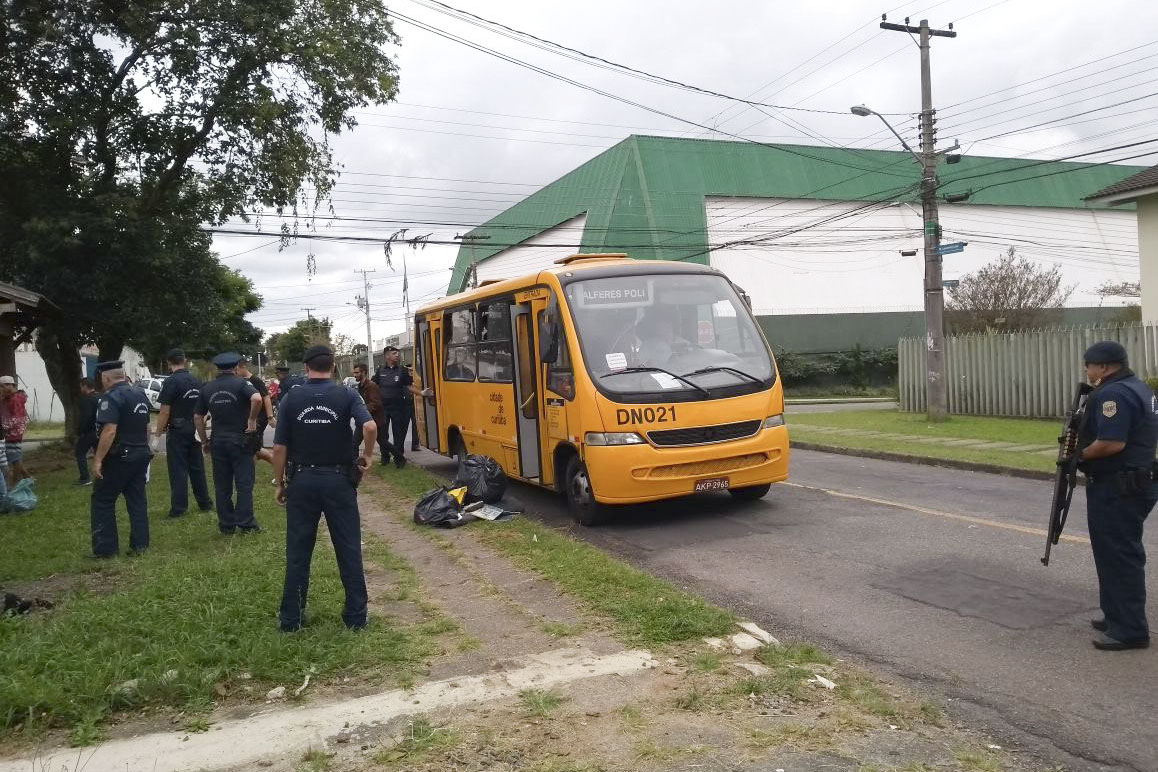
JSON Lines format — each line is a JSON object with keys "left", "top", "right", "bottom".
{"left": 789, "top": 440, "right": 1061, "bottom": 482}
{"left": 784, "top": 397, "right": 895, "bottom": 405}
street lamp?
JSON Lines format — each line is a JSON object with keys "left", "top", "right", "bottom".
{"left": 852, "top": 103, "right": 948, "bottom": 421}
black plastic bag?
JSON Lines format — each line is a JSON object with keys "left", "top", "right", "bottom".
{"left": 452, "top": 454, "right": 507, "bottom": 504}
{"left": 413, "top": 487, "right": 472, "bottom": 528}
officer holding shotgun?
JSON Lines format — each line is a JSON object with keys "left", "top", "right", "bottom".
{"left": 1075, "top": 341, "right": 1158, "bottom": 651}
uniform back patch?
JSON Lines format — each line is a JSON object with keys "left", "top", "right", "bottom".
{"left": 1102, "top": 400, "right": 1118, "bottom": 418}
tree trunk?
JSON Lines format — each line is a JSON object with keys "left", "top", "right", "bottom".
{"left": 96, "top": 336, "right": 125, "bottom": 365}
{"left": 35, "top": 326, "right": 83, "bottom": 443}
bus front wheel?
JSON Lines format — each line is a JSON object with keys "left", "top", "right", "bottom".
{"left": 564, "top": 457, "right": 609, "bottom": 527}
{"left": 728, "top": 483, "right": 772, "bottom": 501}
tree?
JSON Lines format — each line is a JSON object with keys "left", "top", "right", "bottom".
{"left": 267, "top": 317, "right": 332, "bottom": 366}
{"left": 1096, "top": 280, "right": 1140, "bottom": 298}
{"left": 1, "top": 1, "right": 398, "bottom": 434}
{"left": 946, "top": 248, "right": 1074, "bottom": 333}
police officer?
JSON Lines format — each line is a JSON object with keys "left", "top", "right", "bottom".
{"left": 237, "top": 355, "right": 276, "bottom": 465}
{"left": 74, "top": 377, "right": 100, "bottom": 485}
{"left": 373, "top": 345, "right": 413, "bottom": 468}
{"left": 273, "top": 364, "right": 305, "bottom": 412}
{"left": 273, "top": 345, "right": 377, "bottom": 632}
{"left": 1076, "top": 340, "right": 1157, "bottom": 650}
{"left": 154, "top": 349, "right": 213, "bottom": 517}
{"left": 89, "top": 360, "right": 154, "bottom": 558}
{"left": 195, "top": 352, "right": 263, "bottom": 534}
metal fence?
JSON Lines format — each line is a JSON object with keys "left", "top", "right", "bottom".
{"left": 899, "top": 323, "right": 1158, "bottom": 418}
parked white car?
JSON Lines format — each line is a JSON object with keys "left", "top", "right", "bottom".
{"left": 134, "top": 377, "right": 165, "bottom": 412}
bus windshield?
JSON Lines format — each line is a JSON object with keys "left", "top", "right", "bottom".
{"left": 563, "top": 273, "right": 774, "bottom": 398}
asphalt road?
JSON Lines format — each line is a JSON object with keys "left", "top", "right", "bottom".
{"left": 405, "top": 440, "right": 1157, "bottom": 772}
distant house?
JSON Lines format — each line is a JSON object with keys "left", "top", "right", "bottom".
{"left": 0, "top": 281, "right": 53, "bottom": 380}
{"left": 1085, "top": 165, "right": 1158, "bottom": 322}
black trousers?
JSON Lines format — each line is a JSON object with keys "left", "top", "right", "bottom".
{"left": 74, "top": 432, "right": 97, "bottom": 481}
{"left": 166, "top": 430, "right": 211, "bottom": 514}
{"left": 1086, "top": 478, "right": 1156, "bottom": 642}
{"left": 379, "top": 407, "right": 409, "bottom": 463}
{"left": 279, "top": 469, "right": 367, "bottom": 629}
{"left": 90, "top": 447, "right": 152, "bottom": 555}
{"left": 210, "top": 438, "right": 258, "bottom": 533}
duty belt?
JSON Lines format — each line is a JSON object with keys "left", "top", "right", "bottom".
{"left": 290, "top": 463, "right": 352, "bottom": 474}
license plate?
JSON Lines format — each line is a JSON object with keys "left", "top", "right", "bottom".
{"left": 694, "top": 477, "right": 730, "bottom": 492}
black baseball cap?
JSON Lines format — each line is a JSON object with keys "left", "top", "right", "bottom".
{"left": 302, "top": 344, "right": 333, "bottom": 365}
{"left": 1083, "top": 340, "right": 1128, "bottom": 365}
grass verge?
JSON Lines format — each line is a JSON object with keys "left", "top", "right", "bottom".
{"left": 372, "top": 465, "right": 736, "bottom": 647}
{"left": 23, "top": 421, "right": 67, "bottom": 441}
{"left": 788, "top": 409, "right": 1057, "bottom": 473}
{"left": 0, "top": 445, "right": 445, "bottom": 744}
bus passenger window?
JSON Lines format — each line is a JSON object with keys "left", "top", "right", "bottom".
{"left": 477, "top": 302, "right": 514, "bottom": 383}
{"left": 444, "top": 307, "right": 477, "bottom": 381}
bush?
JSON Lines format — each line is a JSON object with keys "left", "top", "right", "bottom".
{"left": 1146, "top": 377, "right": 1158, "bottom": 394}
{"left": 773, "top": 345, "right": 898, "bottom": 389}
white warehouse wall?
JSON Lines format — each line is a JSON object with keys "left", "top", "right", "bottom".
{"left": 474, "top": 214, "right": 588, "bottom": 284}
{"left": 10, "top": 342, "right": 151, "bottom": 422}
{"left": 705, "top": 197, "right": 1137, "bottom": 316}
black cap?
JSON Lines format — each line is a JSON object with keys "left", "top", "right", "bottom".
{"left": 275, "top": 363, "right": 290, "bottom": 372}
{"left": 95, "top": 360, "right": 124, "bottom": 373}
{"left": 212, "top": 352, "right": 243, "bottom": 369}
{"left": 302, "top": 344, "right": 333, "bottom": 365}
{"left": 165, "top": 348, "right": 186, "bottom": 362}
{"left": 1083, "top": 340, "right": 1128, "bottom": 365}
{"left": 384, "top": 345, "right": 399, "bottom": 353}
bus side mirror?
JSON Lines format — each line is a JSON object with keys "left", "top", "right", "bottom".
{"left": 540, "top": 317, "right": 559, "bottom": 364}
{"left": 540, "top": 296, "right": 560, "bottom": 363}
{"left": 737, "top": 286, "right": 752, "bottom": 308}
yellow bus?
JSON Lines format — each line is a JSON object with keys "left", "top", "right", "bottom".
{"left": 411, "top": 254, "right": 789, "bottom": 524}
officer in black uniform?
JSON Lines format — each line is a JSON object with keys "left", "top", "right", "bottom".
{"left": 273, "top": 364, "right": 305, "bottom": 412}
{"left": 1076, "top": 340, "right": 1157, "bottom": 650}
{"left": 273, "top": 345, "right": 376, "bottom": 632}
{"left": 373, "top": 345, "right": 413, "bottom": 468}
{"left": 154, "top": 349, "right": 213, "bottom": 517}
{"left": 73, "top": 377, "right": 100, "bottom": 485}
{"left": 195, "top": 352, "right": 263, "bottom": 534}
{"left": 89, "top": 360, "right": 154, "bottom": 558}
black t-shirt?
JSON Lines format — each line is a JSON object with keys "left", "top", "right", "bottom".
{"left": 195, "top": 373, "right": 258, "bottom": 440}
{"left": 76, "top": 393, "right": 100, "bottom": 435}
{"left": 274, "top": 378, "right": 372, "bottom": 465}
{"left": 158, "top": 369, "right": 203, "bottom": 432}
{"left": 247, "top": 375, "right": 270, "bottom": 432}
{"left": 375, "top": 365, "right": 413, "bottom": 405}
{"left": 95, "top": 381, "right": 152, "bottom": 447}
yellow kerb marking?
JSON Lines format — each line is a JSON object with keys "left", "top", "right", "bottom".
{"left": 781, "top": 482, "right": 1090, "bottom": 545}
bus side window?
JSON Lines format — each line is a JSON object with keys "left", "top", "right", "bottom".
{"left": 478, "top": 301, "right": 514, "bottom": 383}
{"left": 542, "top": 311, "right": 575, "bottom": 400}
{"left": 444, "top": 307, "right": 477, "bottom": 382}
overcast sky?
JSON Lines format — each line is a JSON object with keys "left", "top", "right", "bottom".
{"left": 216, "top": 0, "right": 1158, "bottom": 346}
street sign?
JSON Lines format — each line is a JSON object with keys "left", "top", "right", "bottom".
{"left": 935, "top": 241, "right": 967, "bottom": 256}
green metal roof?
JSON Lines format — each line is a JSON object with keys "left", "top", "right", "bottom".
{"left": 449, "top": 135, "right": 1146, "bottom": 292}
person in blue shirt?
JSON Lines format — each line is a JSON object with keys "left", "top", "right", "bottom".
{"left": 153, "top": 349, "right": 213, "bottom": 517}
{"left": 1076, "top": 340, "right": 1158, "bottom": 651}
{"left": 89, "top": 360, "right": 154, "bottom": 558}
{"left": 195, "top": 352, "right": 263, "bottom": 534}
{"left": 273, "top": 364, "right": 305, "bottom": 411}
{"left": 273, "top": 345, "right": 376, "bottom": 632}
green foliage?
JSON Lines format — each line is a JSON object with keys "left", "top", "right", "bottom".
{"left": 0, "top": 0, "right": 399, "bottom": 422}
{"left": 1145, "top": 377, "right": 1158, "bottom": 394}
{"left": 267, "top": 318, "right": 334, "bottom": 366}
{"left": 775, "top": 346, "right": 898, "bottom": 388}
{"left": 519, "top": 688, "right": 568, "bottom": 718}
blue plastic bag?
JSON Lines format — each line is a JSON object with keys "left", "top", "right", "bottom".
{"left": 0, "top": 478, "right": 37, "bottom": 513}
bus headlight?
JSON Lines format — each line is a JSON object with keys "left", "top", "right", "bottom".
{"left": 763, "top": 414, "right": 785, "bottom": 429}
{"left": 585, "top": 432, "right": 646, "bottom": 446}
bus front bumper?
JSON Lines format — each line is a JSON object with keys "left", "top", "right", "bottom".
{"left": 582, "top": 426, "right": 790, "bottom": 505}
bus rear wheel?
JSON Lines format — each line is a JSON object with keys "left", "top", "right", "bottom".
{"left": 728, "top": 483, "right": 772, "bottom": 501}
{"left": 564, "top": 456, "right": 609, "bottom": 527}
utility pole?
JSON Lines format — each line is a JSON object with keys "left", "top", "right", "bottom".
{"left": 354, "top": 269, "right": 376, "bottom": 373}
{"left": 881, "top": 16, "right": 956, "bottom": 422}
{"left": 300, "top": 308, "right": 320, "bottom": 346}
{"left": 454, "top": 234, "right": 491, "bottom": 290}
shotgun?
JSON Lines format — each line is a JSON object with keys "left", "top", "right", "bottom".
{"left": 1042, "top": 381, "right": 1093, "bottom": 566}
